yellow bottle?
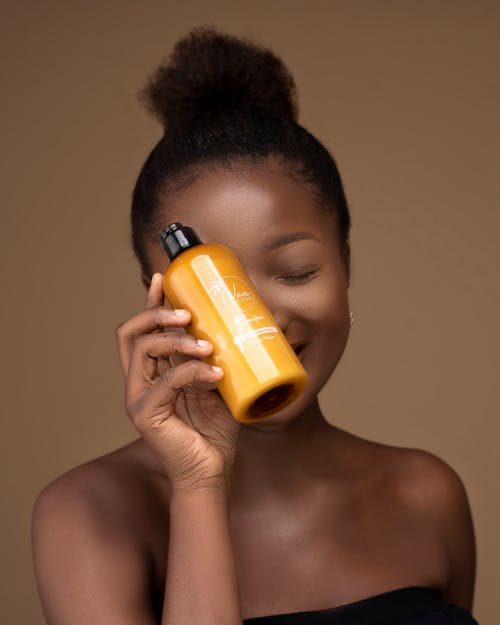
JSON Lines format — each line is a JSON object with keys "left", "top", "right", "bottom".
{"left": 160, "top": 223, "right": 309, "bottom": 423}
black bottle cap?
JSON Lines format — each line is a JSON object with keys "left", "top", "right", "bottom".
{"left": 159, "top": 223, "right": 202, "bottom": 261}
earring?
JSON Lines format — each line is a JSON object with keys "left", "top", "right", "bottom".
{"left": 349, "top": 311, "right": 355, "bottom": 327}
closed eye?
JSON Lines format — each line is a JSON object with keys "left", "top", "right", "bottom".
{"left": 278, "top": 269, "right": 319, "bottom": 284}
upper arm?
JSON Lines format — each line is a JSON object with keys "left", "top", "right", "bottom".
{"left": 435, "top": 459, "right": 477, "bottom": 611}
{"left": 31, "top": 474, "right": 159, "bottom": 625}
{"left": 404, "top": 449, "right": 477, "bottom": 612}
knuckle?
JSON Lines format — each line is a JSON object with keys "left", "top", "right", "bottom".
{"left": 193, "top": 362, "right": 210, "bottom": 380}
{"left": 161, "top": 366, "right": 175, "bottom": 385}
{"left": 134, "top": 333, "right": 150, "bottom": 349}
{"left": 114, "top": 320, "right": 127, "bottom": 337}
{"left": 124, "top": 397, "right": 139, "bottom": 422}
{"left": 189, "top": 359, "right": 201, "bottom": 371}
{"left": 154, "top": 306, "right": 170, "bottom": 327}
{"left": 125, "top": 398, "right": 148, "bottom": 430}
{"left": 171, "top": 334, "right": 194, "bottom": 353}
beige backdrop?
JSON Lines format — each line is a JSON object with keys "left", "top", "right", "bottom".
{"left": 1, "top": 2, "right": 498, "bottom": 624}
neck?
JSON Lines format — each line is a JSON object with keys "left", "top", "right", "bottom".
{"left": 230, "top": 397, "right": 336, "bottom": 498}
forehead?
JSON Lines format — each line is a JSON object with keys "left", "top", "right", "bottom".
{"left": 157, "top": 162, "right": 338, "bottom": 256}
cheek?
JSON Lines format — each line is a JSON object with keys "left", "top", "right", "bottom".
{"left": 304, "top": 276, "right": 350, "bottom": 372}
{"left": 302, "top": 275, "right": 349, "bottom": 328}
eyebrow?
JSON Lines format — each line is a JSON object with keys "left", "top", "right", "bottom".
{"left": 264, "top": 231, "right": 322, "bottom": 252}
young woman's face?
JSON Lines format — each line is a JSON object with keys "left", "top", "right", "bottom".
{"left": 143, "top": 161, "right": 351, "bottom": 428}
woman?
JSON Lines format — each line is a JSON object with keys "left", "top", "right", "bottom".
{"left": 31, "top": 27, "right": 478, "bottom": 624}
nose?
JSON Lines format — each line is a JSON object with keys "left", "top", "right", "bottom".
{"left": 268, "top": 307, "right": 290, "bottom": 334}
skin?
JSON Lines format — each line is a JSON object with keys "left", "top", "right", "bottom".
{"left": 31, "top": 159, "right": 477, "bottom": 623}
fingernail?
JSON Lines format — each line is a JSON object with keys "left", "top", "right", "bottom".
{"left": 197, "top": 339, "right": 210, "bottom": 347}
{"left": 211, "top": 366, "right": 223, "bottom": 374}
{"left": 173, "top": 308, "right": 188, "bottom": 316}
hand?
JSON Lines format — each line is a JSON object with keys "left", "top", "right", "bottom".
{"left": 115, "top": 273, "right": 241, "bottom": 493}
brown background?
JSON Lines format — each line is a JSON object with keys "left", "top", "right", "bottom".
{"left": 1, "top": 2, "right": 498, "bottom": 623}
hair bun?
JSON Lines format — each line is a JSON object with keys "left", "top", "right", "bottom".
{"left": 139, "top": 26, "right": 298, "bottom": 130}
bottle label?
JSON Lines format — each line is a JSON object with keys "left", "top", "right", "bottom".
{"left": 207, "top": 275, "right": 279, "bottom": 347}
{"left": 190, "top": 256, "right": 284, "bottom": 381}
{"left": 209, "top": 275, "right": 256, "bottom": 312}
{"left": 234, "top": 326, "right": 278, "bottom": 346}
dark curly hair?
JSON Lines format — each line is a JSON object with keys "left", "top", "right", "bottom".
{"left": 130, "top": 27, "right": 351, "bottom": 278}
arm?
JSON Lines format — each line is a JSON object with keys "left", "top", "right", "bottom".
{"left": 433, "top": 461, "right": 477, "bottom": 610}
{"left": 31, "top": 476, "right": 158, "bottom": 625}
{"left": 32, "top": 474, "right": 243, "bottom": 625}
{"left": 163, "top": 485, "right": 242, "bottom": 625}
{"left": 403, "top": 449, "right": 477, "bottom": 611}
{"left": 113, "top": 276, "right": 243, "bottom": 623}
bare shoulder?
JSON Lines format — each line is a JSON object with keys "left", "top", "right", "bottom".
{"left": 31, "top": 438, "right": 168, "bottom": 624}
{"left": 387, "top": 445, "right": 473, "bottom": 513}
{"left": 34, "top": 437, "right": 166, "bottom": 524}
{"left": 342, "top": 431, "right": 477, "bottom": 610}
{"left": 392, "top": 445, "right": 477, "bottom": 609}
{"left": 337, "top": 429, "right": 474, "bottom": 515}
{"left": 382, "top": 444, "right": 476, "bottom": 546}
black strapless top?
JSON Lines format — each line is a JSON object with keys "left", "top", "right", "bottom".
{"left": 242, "top": 586, "right": 479, "bottom": 624}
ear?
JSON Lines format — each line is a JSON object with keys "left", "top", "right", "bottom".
{"left": 342, "top": 243, "right": 351, "bottom": 288}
